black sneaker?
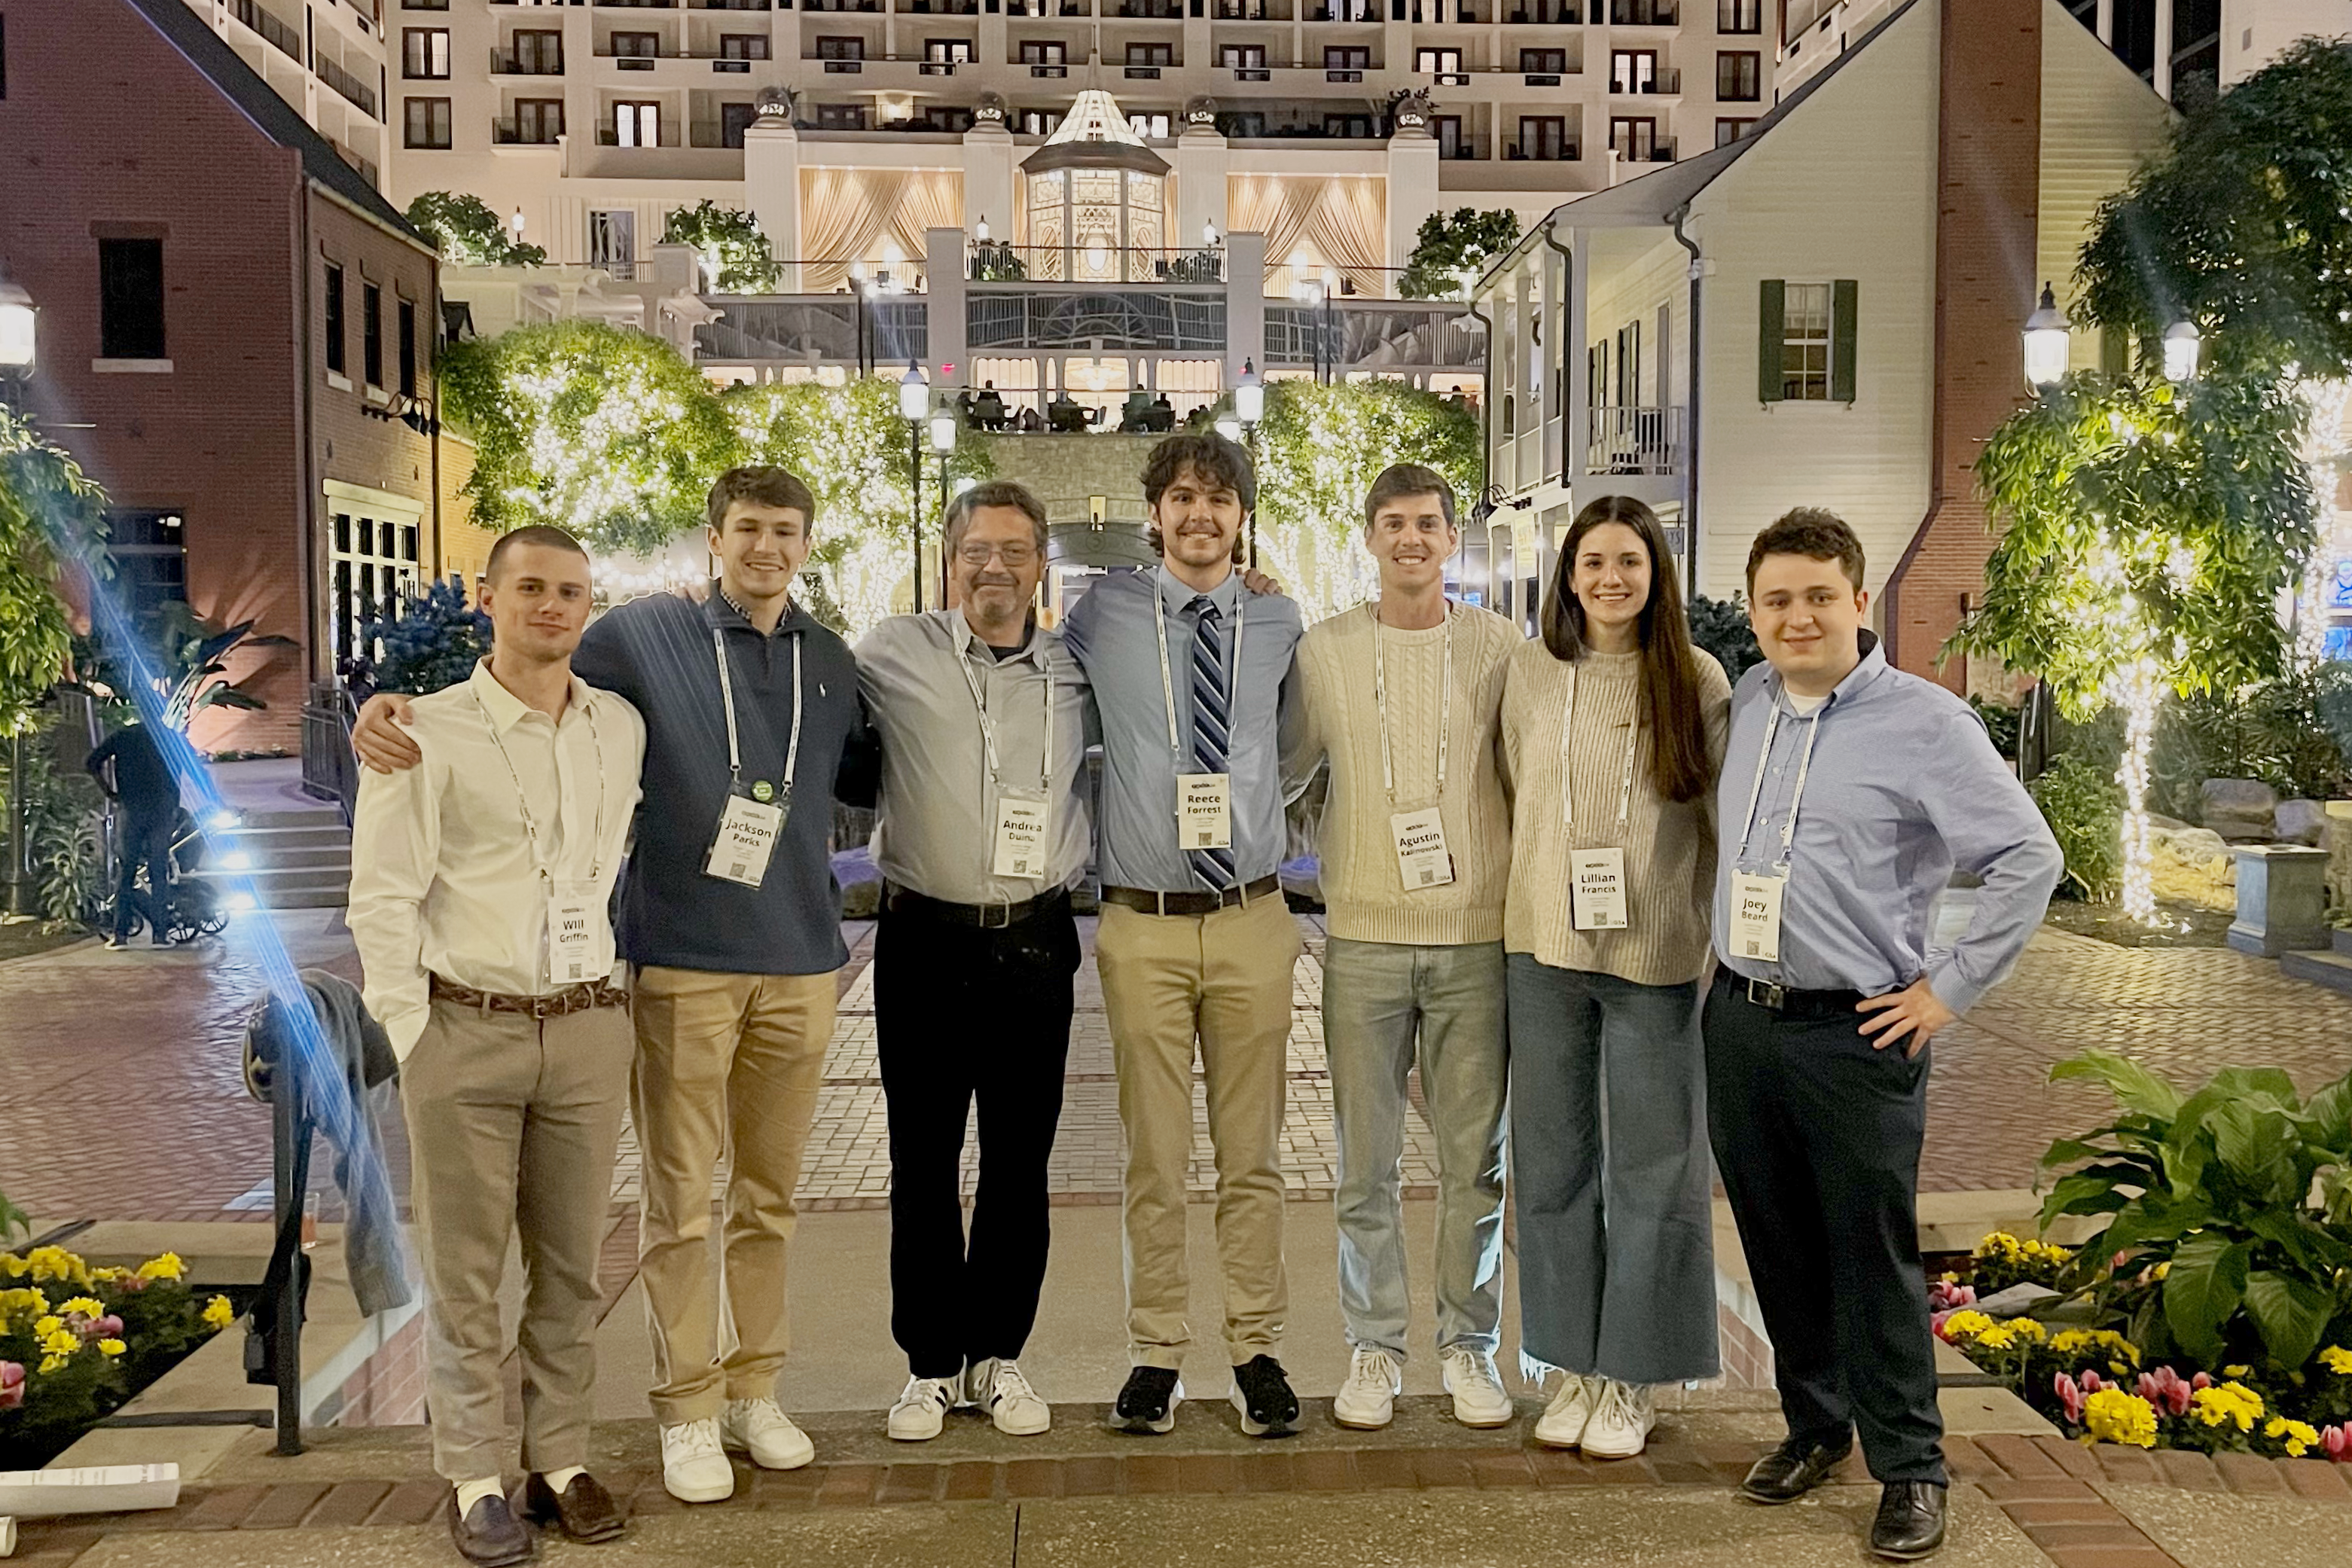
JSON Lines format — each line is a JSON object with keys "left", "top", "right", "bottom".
{"left": 1112, "top": 1365, "right": 1182, "bottom": 1435}
{"left": 1228, "top": 1354, "right": 1299, "bottom": 1438}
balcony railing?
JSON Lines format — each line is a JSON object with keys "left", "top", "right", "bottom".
{"left": 822, "top": 57, "right": 865, "bottom": 70}
{"left": 695, "top": 0, "right": 773, "bottom": 8}
{"left": 490, "top": 48, "right": 565, "bottom": 73}
{"left": 230, "top": 0, "right": 304, "bottom": 63}
{"left": 1502, "top": 1, "right": 1580, "bottom": 17}
{"left": 1325, "top": 66, "right": 1365, "bottom": 81}
{"left": 1609, "top": 66, "right": 1681, "bottom": 92}
{"left": 1586, "top": 404, "right": 1685, "bottom": 476}
{"left": 1115, "top": 0, "right": 1182, "bottom": 14}
{"left": 1215, "top": 0, "right": 1292, "bottom": 15}
{"left": 1609, "top": 138, "right": 1677, "bottom": 161}
{"left": 696, "top": 297, "right": 929, "bottom": 364}
{"left": 1228, "top": 65, "right": 1271, "bottom": 79}
{"left": 1508, "top": 139, "right": 1581, "bottom": 160}
{"left": 1006, "top": 0, "right": 1094, "bottom": 13}
{"left": 801, "top": 0, "right": 881, "bottom": 10}
{"left": 903, "top": 0, "right": 983, "bottom": 11}
{"left": 1437, "top": 134, "right": 1487, "bottom": 160}
{"left": 1262, "top": 300, "right": 1485, "bottom": 371}
{"left": 1030, "top": 62, "right": 1069, "bottom": 75}
{"left": 969, "top": 243, "right": 1223, "bottom": 285}
{"left": 596, "top": 124, "right": 685, "bottom": 145}
{"left": 1523, "top": 70, "right": 1562, "bottom": 85}
{"left": 313, "top": 49, "right": 380, "bottom": 118}
{"left": 1608, "top": 0, "right": 1676, "bottom": 18}
{"left": 493, "top": 116, "right": 565, "bottom": 143}
{"left": 1124, "top": 63, "right": 1164, "bottom": 78}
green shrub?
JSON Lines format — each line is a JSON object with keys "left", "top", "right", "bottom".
{"left": 365, "top": 578, "right": 491, "bottom": 697}
{"left": 2030, "top": 754, "right": 2122, "bottom": 901}
{"left": 1685, "top": 593, "right": 1763, "bottom": 684}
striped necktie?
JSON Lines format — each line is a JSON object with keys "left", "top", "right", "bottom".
{"left": 1188, "top": 595, "right": 1237, "bottom": 890}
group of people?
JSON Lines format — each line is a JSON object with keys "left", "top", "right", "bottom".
{"left": 346, "top": 430, "right": 2062, "bottom": 1568}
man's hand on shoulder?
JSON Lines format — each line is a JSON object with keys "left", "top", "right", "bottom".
{"left": 1240, "top": 567, "right": 1288, "bottom": 599}
{"left": 352, "top": 694, "right": 424, "bottom": 773}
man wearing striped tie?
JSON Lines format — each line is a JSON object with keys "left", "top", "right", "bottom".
{"left": 1060, "top": 432, "right": 1308, "bottom": 1438}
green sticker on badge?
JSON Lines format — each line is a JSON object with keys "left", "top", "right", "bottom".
{"left": 752, "top": 780, "right": 775, "bottom": 803}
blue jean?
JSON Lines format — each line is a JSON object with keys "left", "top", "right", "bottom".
{"left": 1322, "top": 937, "right": 1508, "bottom": 1361}
{"left": 1507, "top": 953, "right": 1719, "bottom": 1384}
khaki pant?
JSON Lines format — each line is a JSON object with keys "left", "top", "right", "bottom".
{"left": 632, "top": 964, "right": 835, "bottom": 1424}
{"left": 1095, "top": 894, "right": 1301, "bottom": 1370}
{"left": 400, "top": 996, "right": 633, "bottom": 1483}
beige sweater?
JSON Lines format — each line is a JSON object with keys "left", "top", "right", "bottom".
{"left": 1500, "top": 642, "right": 1732, "bottom": 985}
{"left": 1289, "top": 602, "right": 1519, "bottom": 946}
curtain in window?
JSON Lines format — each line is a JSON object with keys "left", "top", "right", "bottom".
{"left": 1225, "top": 174, "right": 1389, "bottom": 297}
{"left": 797, "top": 168, "right": 965, "bottom": 291}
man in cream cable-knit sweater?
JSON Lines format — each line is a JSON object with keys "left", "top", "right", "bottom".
{"left": 1281, "top": 463, "right": 1521, "bottom": 1431}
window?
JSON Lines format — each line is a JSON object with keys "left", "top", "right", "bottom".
{"left": 1716, "top": 49, "right": 1760, "bottom": 99}
{"left": 719, "top": 32, "right": 769, "bottom": 59}
{"left": 1414, "top": 47, "right": 1462, "bottom": 77}
{"left": 401, "top": 27, "right": 450, "bottom": 78}
{"left": 588, "top": 209, "right": 637, "bottom": 276}
{"left": 1516, "top": 115, "right": 1568, "bottom": 159}
{"left": 511, "top": 98, "right": 563, "bottom": 142}
{"left": 913, "top": 105, "right": 975, "bottom": 133}
{"left": 1609, "top": 115, "right": 1659, "bottom": 160}
{"left": 1325, "top": 113, "right": 1374, "bottom": 138}
{"left": 1609, "top": 49, "right": 1656, "bottom": 90}
{"left": 1780, "top": 282, "right": 1829, "bottom": 400}
{"left": 1714, "top": 114, "right": 1756, "bottom": 146}
{"left": 511, "top": 29, "right": 563, "bottom": 72}
{"left": 613, "top": 100, "right": 660, "bottom": 146}
{"left": 98, "top": 238, "right": 166, "bottom": 361}
{"left": 105, "top": 510, "right": 188, "bottom": 621}
{"left": 1522, "top": 47, "right": 1568, "bottom": 74}
{"left": 324, "top": 264, "right": 345, "bottom": 376}
{"left": 721, "top": 101, "right": 758, "bottom": 145}
{"left": 1757, "top": 279, "right": 1855, "bottom": 403}
{"left": 925, "top": 38, "right": 975, "bottom": 62}
{"left": 1433, "top": 114, "right": 1466, "bottom": 157}
{"left": 816, "top": 102, "right": 868, "bottom": 130}
{"left": 1128, "top": 112, "right": 1173, "bottom": 137}
{"left": 331, "top": 508, "right": 422, "bottom": 662}
{"left": 1325, "top": 45, "right": 1369, "bottom": 68}
{"left": 816, "top": 35, "right": 865, "bottom": 59}
{"left": 1018, "top": 40, "right": 1065, "bottom": 64}
{"left": 1017, "top": 108, "right": 1061, "bottom": 135}
{"left": 404, "top": 0, "right": 450, "bottom": 8}
{"left": 1587, "top": 340, "right": 1607, "bottom": 408}
{"left": 1125, "top": 41, "right": 1172, "bottom": 65}
{"left": 1718, "top": 0, "right": 1760, "bottom": 32}
{"left": 1614, "top": 318, "right": 1640, "bottom": 405}
{"left": 612, "top": 29, "right": 660, "bottom": 59}
{"left": 1220, "top": 44, "right": 1266, "bottom": 69}
{"left": 398, "top": 299, "right": 417, "bottom": 396}
{"left": 362, "top": 282, "right": 383, "bottom": 387}
{"left": 404, "top": 97, "right": 452, "bottom": 148}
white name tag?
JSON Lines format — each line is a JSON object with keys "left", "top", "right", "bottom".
{"left": 993, "top": 792, "right": 1051, "bottom": 880}
{"left": 1176, "top": 772, "right": 1231, "bottom": 850}
{"left": 705, "top": 793, "right": 784, "bottom": 888}
{"left": 1570, "top": 847, "right": 1628, "bottom": 930}
{"left": 1731, "top": 869, "right": 1787, "bottom": 962}
{"left": 1390, "top": 806, "right": 1455, "bottom": 890}
{"left": 548, "top": 879, "right": 600, "bottom": 985}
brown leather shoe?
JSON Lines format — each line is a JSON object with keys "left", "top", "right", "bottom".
{"left": 447, "top": 1492, "right": 535, "bottom": 1567}
{"left": 515, "top": 1471, "right": 627, "bottom": 1545}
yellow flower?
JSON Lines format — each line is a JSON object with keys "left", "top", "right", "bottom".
{"left": 1977, "top": 1324, "right": 2019, "bottom": 1351}
{"left": 36, "top": 1355, "right": 65, "bottom": 1374}
{"left": 2008, "top": 1319, "right": 2050, "bottom": 1344}
{"left": 202, "top": 1295, "right": 235, "bottom": 1331}
{"left": 2321, "top": 1345, "right": 2352, "bottom": 1376}
{"left": 2083, "top": 1389, "right": 2159, "bottom": 1449}
{"left": 2152, "top": 1261, "right": 2172, "bottom": 1280}
{"left": 41, "top": 1329, "right": 78, "bottom": 1358}
{"left": 32, "top": 1314, "right": 61, "bottom": 1338}
{"left": 57, "top": 1296, "right": 104, "bottom": 1319}
{"left": 1941, "top": 1310, "right": 1996, "bottom": 1342}
{"left": 24, "top": 1247, "right": 92, "bottom": 1287}
{"left": 0, "top": 1253, "right": 25, "bottom": 1278}
{"left": 133, "top": 1252, "right": 185, "bottom": 1283}
{"left": 2223, "top": 1364, "right": 2252, "bottom": 1380}
{"left": 2190, "top": 1382, "right": 2265, "bottom": 1432}
{"left": 88, "top": 1265, "right": 126, "bottom": 1283}
{"left": 2048, "top": 1329, "right": 2142, "bottom": 1369}
{"left": 2266, "top": 1417, "right": 2320, "bottom": 1458}
{"left": 96, "top": 1338, "right": 125, "bottom": 1358}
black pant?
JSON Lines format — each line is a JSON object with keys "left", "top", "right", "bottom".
{"left": 1704, "top": 973, "right": 1945, "bottom": 1485}
{"left": 114, "top": 805, "right": 175, "bottom": 943}
{"left": 874, "top": 897, "right": 1080, "bottom": 1380}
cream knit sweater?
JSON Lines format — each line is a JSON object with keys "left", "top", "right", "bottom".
{"left": 1289, "top": 601, "right": 1519, "bottom": 946}
{"left": 1500, "top": 641, "right": 1732, "bottom": 985}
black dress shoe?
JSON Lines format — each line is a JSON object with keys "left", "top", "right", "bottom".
{"left": 1737, "top": 1437, "right": 1853, "bottom": 1505}
{"left": 447, "top": 1492, "right": 535, "bottom": 1567}
{"left": 1870, "top": 1481, "right": 1948, "bottom": 1560}
{"left": 517, "top": 1471, "right": 627, "bottom": 1544}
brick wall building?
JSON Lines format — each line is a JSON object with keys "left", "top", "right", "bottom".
{"left": 0, "top": 0, "right": 453, "bottom": 754}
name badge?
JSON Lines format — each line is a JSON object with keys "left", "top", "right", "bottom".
{"left": 1570, "top": 847, "right": 1627, "bottom": 930}
{"left": 1390, "top": 806, "right": 1455, "bottom": 890}
{"left": 993, "top": 792, "right": 1051, "bottom": 880}
{"left": 1176, "top": 772, "right": 1231, "bottom": 850}
{"left": 548, "top": 879, "right": 600, "bottom": 985}
{"left": 705, "top": 793, "right": 784, "bottom": 888}
{"left": 1731, "top": 869, "right": 1787, "bottom": 962}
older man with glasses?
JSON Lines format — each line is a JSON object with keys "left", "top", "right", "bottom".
{"left": 853, "top": 480, "right": 1096, "bottom": 1442}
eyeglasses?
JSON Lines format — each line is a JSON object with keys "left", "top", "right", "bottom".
{"left": 956, "top": 541, "right": 1039, "bottom": 567}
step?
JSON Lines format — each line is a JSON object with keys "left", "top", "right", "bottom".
{"left": 203, "top": 845, "right": 351, "bottom": 872}
{"left": 2281, "top": 947, "right": 2352, "bottom": 996}
{"left": 221, "top": 806, "right": 346, "bottom": 832}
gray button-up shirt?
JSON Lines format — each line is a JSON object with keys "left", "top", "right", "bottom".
{"left": 1712, "top": 636, "right": 2062, "bottom": 1014}
{"left": 853, "top": 610, "right": 1094, "bottom": 904}
{"left": 1060, "top": 565, "right": 1304, "bottom": 893}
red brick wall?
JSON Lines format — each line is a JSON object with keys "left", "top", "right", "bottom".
{"left": 1881, "top": 0, "right": 2043, "bottom": 691}
{"left": 325, "top": 1309, "right": 427, "bottom": 1429}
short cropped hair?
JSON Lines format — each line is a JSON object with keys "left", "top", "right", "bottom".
{"left": 1745, "top": 506, "right": 1866, "bottom": 591}
{"left": 706, "top": 466, "right": 816, "bottom": 534}
{"left": 1140, "top": 432, "right": 1255, "bottom": 561}
{"left": 486, "top": 524, "right": 589, "bottom": 582}
{"left": 943, "top": 480, "right": 1050, "bottom": 555}
{"left": 1362, "top": 464, "right": 1457, "bottom": 530}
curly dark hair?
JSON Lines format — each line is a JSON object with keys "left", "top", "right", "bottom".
{"left": 1140, "top": 433, "right": 1255, "bottom": 561}
{"left": 706, "top": 465, "right": 817, "bottom": 533}
{"left": 1744, "top": 506, "right": 1865, "bottom": 591}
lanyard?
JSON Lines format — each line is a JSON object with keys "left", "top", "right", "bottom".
{"left": 1737, "top": 693, "right": 1826, "bottom": 871}
{"left": 712, "top": 627, "right": 803, "bottom": 795}
{"left": 1371, "top": 602, "right": 1451, "bottom": 805}
{"left": 956, "top": 633, "right": 1054, "bottom": 790}
{"left": 1155, "top": 587, "right": 1246, "bottom": 760}
{"left": 1558, "top": 660, "right": 1640, "bottom": 837}
{"left": 473, "top": 690, "right": 610, "bottom": 883}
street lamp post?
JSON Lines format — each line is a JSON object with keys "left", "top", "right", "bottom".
{"left": 930, "top": 410, "right": 957, "bottom": 601}
{"left": 2022, "top": 282, "right": 2072, "bottom": 391}
{"left": 1320, "top": 268, "right": 1340, "bottom": 387}
{"left": 1233, "top": 359, "right": 1264, "bottom": 565}
{"left": 2163, "top": 319, "right": 2202, "bottom": 383}
{"left": 900, "top": 364, "right": 930, "bottom": 610}
{"left": 0, "top": 274, "right": 36, "bottom": 922}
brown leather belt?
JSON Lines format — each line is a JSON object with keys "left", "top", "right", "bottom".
{"left": 883, "top": 883, "right": 1070, "bottom": 930}
{"left": 1100, "top": 874, "right": 1283, "bottom": 918}
{"left": 429, "top": 975, "right": 630, "bottom": 1017}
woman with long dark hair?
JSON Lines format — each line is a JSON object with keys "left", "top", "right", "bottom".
{"left": 1500, "top": 495, "right": 1731, "bottom": 1459}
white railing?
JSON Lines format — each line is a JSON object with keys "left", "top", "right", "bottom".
{"left": 1585, "top": 404, "right": 1685, "bottom": 476}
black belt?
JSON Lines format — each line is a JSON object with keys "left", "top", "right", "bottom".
{"left": 1713, "top": 969, "right": 1866, "bottom": 1020}
{"left": 883, "top": 883, "right": 1069, "bottom": 930}
{"left": 1100, "top": 875, "right": 1283, "bottom": 918}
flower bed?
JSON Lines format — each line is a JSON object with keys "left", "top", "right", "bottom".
{"left": 0, "top": 1245, "right": 236, "bottom": 1468}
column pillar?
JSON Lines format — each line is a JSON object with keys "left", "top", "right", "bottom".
{"left": 743, "top": 97, "right": 802, "bottom": 289}
{"left": 1226, "top": 231, "right": 1268, "bottom": 386}
{"left": 925, "top": 227, "right": 969, "bottom": 389}
{"left": 1173, "top": 116, "right": 1231, "bottom": 257}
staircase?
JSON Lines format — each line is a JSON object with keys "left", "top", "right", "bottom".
{"left": 187, "top": 758, "right": 352, "bottom": 911}
{"left": 2281, "top": 927, "right": 2352, "bottom": 997}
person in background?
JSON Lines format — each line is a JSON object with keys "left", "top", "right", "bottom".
{"left": 86, "top": 718, "right": 181, "bottom": 948}
{"left": 1501, "top": 495, "right": 1731, "bottom": 1460}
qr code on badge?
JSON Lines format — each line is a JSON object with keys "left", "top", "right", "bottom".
{"left": 730, "top": 862, "right": 749, "bottom": 880}
{"left": 1743, "top": 940, "right": 1761, "bottom": 956}
{"left": 1417, "top": 869, "right": 1437, "bottom": 886}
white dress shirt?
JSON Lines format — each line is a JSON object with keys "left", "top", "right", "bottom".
{"left": 349, "top": 660, "right": 646, "bottom": 1057}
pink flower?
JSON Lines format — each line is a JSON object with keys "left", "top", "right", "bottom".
{"left": 2081, "top": 1369, "right": 2106, "bottom": 1396}
{"left": 2138, "top": 1366, "right": 2194, "bottom": 1418}
{"left": 1931, "top": 1310, "right": 1954, "bottom": 1338}
{"left": 0, "top": 1362, "right": 21, "bottom": 1411}
{"left": 2324, "top": 1424, "right": 2352, "bottom": 1462}
{"left": 2055, "top": 1371, "right": 2085, "bottom": 1424}
{"left": 2191, "top": 1371, "right": 2213, "bottom": 1391}
{"left": 1927, "top": 1281, "right": 1978, "bottom": 1313}
{"left": 117, "top": 1275, "right": 148, "bottom": 1294}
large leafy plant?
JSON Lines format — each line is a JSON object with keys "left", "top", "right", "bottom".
{"left": 2038, "top": 1050, "right": 2352, "bottom": 1374}
{"left": 661, "top": 200, "right": 783, "bottom": 293}
{"left": 404, "top": 192, "right": 546, "bottom": 268}
{"left": 364, "top": 577, "right": 490, "bottom": 697}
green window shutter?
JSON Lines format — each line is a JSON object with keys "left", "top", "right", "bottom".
{"left": 1758, "top": 279, "right": 1785, "bottom": 404}
{"left": 1831, "top": 279, "right": 1859, "bottom": 402}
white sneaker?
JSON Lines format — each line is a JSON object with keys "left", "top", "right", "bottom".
{"left": 1533, "top": 1371, "right": 1597, "bottom": 1449}
{"left": 1580, "top": 1378, "right": 1656, "bottom": 1460}
{"left": 1332, "top": 1346, "right": 1402, "bottom": 1430}
{"left": 970, "top": 1358, "right": 1051, "bottom": 1436}
{"left": 886, "top": 1375, "right": 959, "bottom": 1441}
{"left": 1439, "top": 1346, "right": 1516, "bottom": 1429}
{"left": 720, "top": 1396, "right": 816, "bottom": 1469}
{"left": 660, "top": 1417, "right": 734, "bottom": 1503}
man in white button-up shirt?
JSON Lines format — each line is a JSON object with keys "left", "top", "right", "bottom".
{"left": 349, "top": 526, "right": 645, "bottom": 1568}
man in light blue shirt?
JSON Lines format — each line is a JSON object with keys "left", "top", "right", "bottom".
{"left": 1059, "top": 432, "right": 1307, "bottom": 1439}
{"left": 1705, "top": 509, "right": 2060, "bottom": 1564}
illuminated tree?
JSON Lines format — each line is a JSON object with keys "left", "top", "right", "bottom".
{"left": 0, "top": 407, "right": 108, "bottom": 734}
{"left": 662, "top": 201, "right": 784, "bottom": 293}
{"left": 1399, "top": 209, "right": 1521, "bottom": 300}
{"left": 404, "top": 192, "right": 545, "bottom": 268}
{"left": 1251, "top": 380, "right": 1482, "bottom": 622}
